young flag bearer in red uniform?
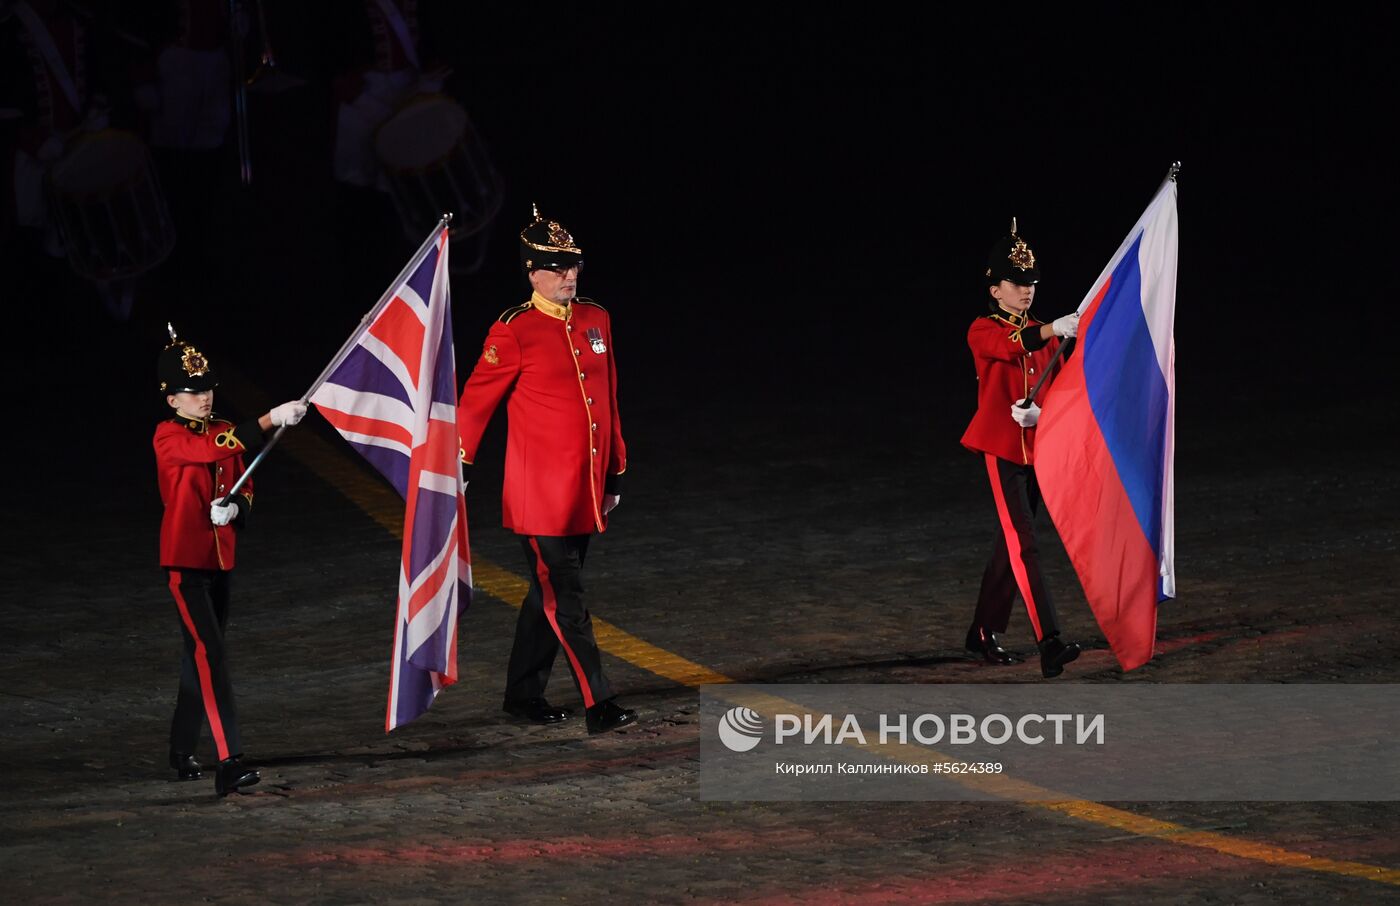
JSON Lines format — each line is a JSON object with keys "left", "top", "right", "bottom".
{"left": 154, "top": 327, "right": 306, "bottom": 795}
{"left": 457, "top": 207, "right": 636, "bottom": 734}
{"left": 960, "top": 221, "right": 1083, "bottom": 678}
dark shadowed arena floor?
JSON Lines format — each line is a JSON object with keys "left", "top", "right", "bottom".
{"left": 2, "top": 4, "right": 1396, "bottom": 904}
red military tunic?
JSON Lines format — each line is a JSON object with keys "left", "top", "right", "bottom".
{"left": 153, "top": 414, "right": 261, "bottom": 570}
{"left": 960, "top": 310, "right": 1063, "bottom": 465}
{"left": 457, "top": 293, "right": 627, "bottom": 537}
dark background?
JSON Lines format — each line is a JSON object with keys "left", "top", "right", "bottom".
{"left": 1, "top": 2, "right": 1391, "bottom": 487}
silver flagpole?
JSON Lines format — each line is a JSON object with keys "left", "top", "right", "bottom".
{"left": 219, "top": 214, "right": 453, "bottom": 503}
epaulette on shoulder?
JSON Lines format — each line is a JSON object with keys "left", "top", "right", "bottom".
{"left": 573, "top": 297, "right": 606, "bottom": 311}
{"left": 499, "top": 302, "right": 532, "bottom": 323}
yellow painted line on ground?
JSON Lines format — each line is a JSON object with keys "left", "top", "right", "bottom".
{"left": 470, "top": 559, "right": 731, "bottom": 687}
{"left": 223, "top": 373, "right": 1397, "bottom": 888}
{"left": 713, "top": 689, "right": 1400, "bottom": 887}
{"left": 222, "top": 370, "right": 731, "bottom": 691}
{"left": 1038, "top": 800, "right": 1400, "bottom": 884}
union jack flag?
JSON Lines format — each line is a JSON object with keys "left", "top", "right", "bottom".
{"left": 309, "top": 225, "right": 470, "bottom": 730}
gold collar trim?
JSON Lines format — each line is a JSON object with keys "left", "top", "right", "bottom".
{"left": 175, "top": 414, "right": 210, "bottom": 432}
{"left": 530, "top": 291, "right": 572, "bottom": 321}
{"left": 992, "top": 307, "right": 1029, "bottom": 328}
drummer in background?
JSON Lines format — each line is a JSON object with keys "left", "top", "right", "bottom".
{"left": 129, "top": 1, "right": 233, "bottom": 156}
{"left": 325, "top": 1, "right": 451, "bottom": 306}
{"left": 0, "top": 0, "right": 109, "bottom": 262}
{"left": 125, "top": 0, "right": 237, "bottom": 309}
{"left": 329, "top": 0, "right": 451, "bottom": 194}
{"left": 0, "top": 1, "right": 153, "bottom": 320}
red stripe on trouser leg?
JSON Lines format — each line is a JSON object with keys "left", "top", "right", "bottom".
{"left": 985, "top": 454, "right": 1046, "bottom": 641}
{"left": 529, "top": 538, "right": 597, "bottom": 708}
{"left": 168, "top": 570, "right": 232, "bottom": 761}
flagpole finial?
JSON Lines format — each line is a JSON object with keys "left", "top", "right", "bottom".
{"left": 1010, "top": 216, "right": 1018, "bottom": 235}
{"left": 1167, "top": 161, "right": 1181, "bottom": 182}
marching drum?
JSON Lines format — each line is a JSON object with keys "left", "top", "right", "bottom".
{"left": 47, "top": 130, "right": 177, "bottom": 282}
{"left": 374, "top": 94, "right": 504, "bottom": 273}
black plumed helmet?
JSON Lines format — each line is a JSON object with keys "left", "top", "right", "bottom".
{"left": 985, "top": 216, "right": 1040, "bottom": 286}
{"left": 158, "top": 323, "right": 217, "bottom": 394}
{"left": 519, "top": 203, "right": 584, "bottom": 272}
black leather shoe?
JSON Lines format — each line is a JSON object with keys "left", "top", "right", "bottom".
{"left": 1038, "top": 636, "right": 1081, "bottom": 678}
{"left": 965, "top": 626, "right": 1023, "bottom": 665}
{"left": 169, "top": 751, "right": 203, "bottom": 782}
{"left": 214, "top": 756, "right": 260, "bottom": 797}
{"left": 585, "top": 699, "right": 637, "bottom": 734}
{"left": 503, "top": 697, "right": 572, "bottom": 724}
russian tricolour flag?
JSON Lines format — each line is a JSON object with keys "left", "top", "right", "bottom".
{"left": 1037, "top": 173, "right": 1178, "bottom": 671}
{"left": 309, "top": 224, "right": 471, "bottom": 729}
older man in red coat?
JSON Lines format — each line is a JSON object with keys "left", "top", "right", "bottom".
{"left": 457, "top": 207, "right": 636, "bottom": 734}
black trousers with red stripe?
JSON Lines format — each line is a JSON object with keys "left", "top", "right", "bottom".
{"left": 167, "top": 568, "right": 242, "bottom": 761}
{"left": 506, "top": 535, "right": 614, "bottom": 709}
{"left": 972, "top": 454, "right": 1063, "bottom": 643}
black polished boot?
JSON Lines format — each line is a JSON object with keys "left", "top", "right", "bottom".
{"left": 214, "top": 756, "right": 260, "bottom": 797}
{"left": 1038, "top": 635, "right": 1081, "bottom": 678}
{"left": 503, "top": 697, "right": 572, "bottom": 724}
{"left": 169, "top": 751, "right": 203, "bottom": 782}
{"left": 965, "top": 626, "right": 1023, "bottom": 665}
{"left": 585, "top": 699, "right": 638, "bottom": 734}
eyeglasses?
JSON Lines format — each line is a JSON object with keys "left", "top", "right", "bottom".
{"left": 542, "top": 261, "right": 584, "bottom": 276}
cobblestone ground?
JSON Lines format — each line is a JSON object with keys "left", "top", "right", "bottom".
{"left": 2, "top": 319, "right": 1396, "bottom": 905}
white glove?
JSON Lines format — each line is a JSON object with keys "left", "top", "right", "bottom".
{"left": 1011, "top": 400, "right": 1040, "bottom": 427}
{"left": 210, "top": 499, "right": 239, "bottom": 526}
{"left": 602, "top": 494, "right": 621, "bottom": 516}
{"left": 270, "top": 401, "right": 308, "bottom": 427}
{"left": 1051, "top": 312, "right": 1080, "bottom": 338}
